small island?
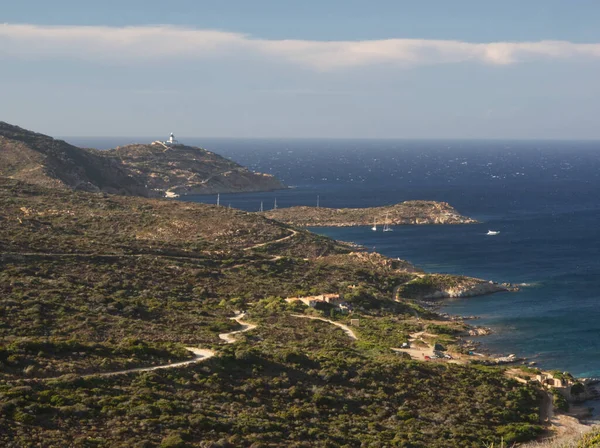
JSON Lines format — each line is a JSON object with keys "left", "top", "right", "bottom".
{"left": 262, "top": 200, "right": 477, "bottom": 227}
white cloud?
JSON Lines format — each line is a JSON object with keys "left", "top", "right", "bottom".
{"left": 1, "top": 24, "right": 600, "bottom": 70}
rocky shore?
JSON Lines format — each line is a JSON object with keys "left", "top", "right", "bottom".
{"left": 422, "top": 279, "right": 518, "bottom": 300}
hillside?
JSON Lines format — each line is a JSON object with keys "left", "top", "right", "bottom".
{"left": 0, "top": 179, "right": 547, "bottom": 447}
{"left": 0, "top": 122, "right": 149, "bottom": 196}
{"left": 103, "top": 143, "right": 284, "bottom": 196}
{"left": 0, "top": 122, "right": 285, "bottom": 197}
{"left": 263, "top": 200, "right": 477, "bottom": 227}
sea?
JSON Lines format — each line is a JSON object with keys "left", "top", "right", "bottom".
{"left": 69, "top": 137, "right": 600, "bottom": 380}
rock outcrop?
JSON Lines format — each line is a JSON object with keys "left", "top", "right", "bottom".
{"left": 398, "top": 274, "right": 517, "bottom": 301}
{"left": 422, "top": 281, "right": 513, "bottom": 300}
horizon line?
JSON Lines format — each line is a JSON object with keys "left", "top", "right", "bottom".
{"left": 59, "top": 135, "right": 600, "bottom": 142}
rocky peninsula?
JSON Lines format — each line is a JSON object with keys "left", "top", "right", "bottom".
{"left": 262, "top": 200, "right": 477, "bottom": 227}
{"left": 102, "top": 142, "right": 285, "bottom": 197}
{"left": 0, "top": 122, "right": 285, "bottom": 198}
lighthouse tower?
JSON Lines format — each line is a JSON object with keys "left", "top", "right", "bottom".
{"left": 152, "top": 132, "right": 182, "bottom": 149}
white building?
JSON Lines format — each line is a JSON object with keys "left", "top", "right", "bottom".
{"left": 165, "top": 132, "right": 180, "bottom": 146}
{"left": 152, "top": 133, "right": 183, "bottom": 148}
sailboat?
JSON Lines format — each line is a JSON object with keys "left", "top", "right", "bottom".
{"left": 259, "top": 201, "right": 264, "bottom": 212}
{"left": 273, "top": 198, "right": 278, "bottom": 210}
{"left": 383, "top": 213, "right": 393, "bottom": 232}
{"left": 216, "top": 194, "right": 220, "bottom": 206}
{"left": 371, "top": 217, "right": 377, "bottom": 231}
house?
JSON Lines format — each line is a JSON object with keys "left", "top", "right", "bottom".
{"left": 286, "top": 294, "right": 345, "bottom": 310}
{"left": 535, "top": 373, "right": 569, "bottom": 388}
{"left": 320, "top": 294, "right": 343, "bottom": 305}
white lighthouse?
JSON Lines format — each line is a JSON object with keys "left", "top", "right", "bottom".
{"left": 167, "top": 132, "right": 178, "bottom": 146}
{"left": 152, "top": 132, "right": 183, "bottom": 149}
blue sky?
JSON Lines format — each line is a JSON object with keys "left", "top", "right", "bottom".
{"left": 2, "top": 0, "right": 600, "bottom": 139}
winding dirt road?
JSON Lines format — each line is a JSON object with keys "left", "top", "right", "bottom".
{"left": 219, "top": 313, "right": 258, "bottom": 343}
{"left": 244, "top": 229, "right": 298, "bottom": 251}
{"left": 7, "top": 313, "right": 256, "bottom": 382}
{"left": 290, "top": 314, "right": 358, "bottom": 340}
{"left": 90, "top": 347, "right": 216, "bottom": 378}
{"left": 89, "top": 313, "right": 256, "bottom": 377}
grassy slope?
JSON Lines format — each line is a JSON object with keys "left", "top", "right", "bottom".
{"left": 0, "top": 178, "right": 542, "bottom": 447}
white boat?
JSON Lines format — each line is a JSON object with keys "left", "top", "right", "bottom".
{"left": 383, "top": 213, "right": 393, "bottom": 232}
{"left": 486, "top": 230, "right": 500, "bottom": 235}
{"left": 371, "top": 217, "right": 377, "bottom": 231}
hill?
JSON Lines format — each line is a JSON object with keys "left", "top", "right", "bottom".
{"left": 0, "top": 122, "right": 285, "bottom": 197}
{"left": 263, "top": 200, "right": 477, "bottom": 227}
{"left": 0, "top": 122, "right": 149, "bottom": 196}
{"left": 0, "top": 179, "right": 546, "bottom": 447}
{"left": 103, "top": 142, "right": 284, "bottom": 197}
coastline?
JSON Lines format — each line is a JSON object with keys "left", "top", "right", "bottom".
{"left": 424, "top": 298, "right": 600, "bottom": 428}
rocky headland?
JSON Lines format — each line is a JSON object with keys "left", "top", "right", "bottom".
{"left": 0, "top": 122, "right": 285, "bottom": 197}
{"left": 396, "top": 273, "right": 517, "bottom": 301}
{"left": 262, "top": 201, "right": 477, "bottom": 227}
{"left": 102, "top": 143, "right": 284, "bottom": 197}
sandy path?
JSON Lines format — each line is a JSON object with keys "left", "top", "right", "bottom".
{"left": 290, "top": 314, "right": 357, "bottom": 340}
{"left": 244, "top": 229, "right": 298, "bottom": 251}
{"left": 8, "top": 313, "right": 257, "bottom": 382}
{"left": 521, "top": 390, "right": 597, "bottom": 447}
{"left": 218, "top": 313, "right": 258, "bottom": 343}
{"left": 89, "top": 347, "right": 216, "bottom": 378}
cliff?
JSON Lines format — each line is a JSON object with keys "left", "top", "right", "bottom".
{"left": 0, "top": 122, "right": 285, "bottom": 197}
{"left": 262, "top": 201, "right": 477, "bottom": 227}
{"left": 102, "top": 143, "right": 285, "bottom": 197}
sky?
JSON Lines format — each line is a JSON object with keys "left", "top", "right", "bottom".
{"left": 2, "top": 0, "right": 600, "bottom": 139}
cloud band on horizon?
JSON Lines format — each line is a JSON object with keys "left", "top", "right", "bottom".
{"left": 2, "top": 24, "right": 600, "bottom": 70}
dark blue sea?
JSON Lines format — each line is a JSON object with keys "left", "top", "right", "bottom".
{"left": 69, "top": 137, "right": 600, "bottom": 379}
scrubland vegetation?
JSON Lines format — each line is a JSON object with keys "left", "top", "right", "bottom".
{"left": 0, "top": 178, "right": 546, "bottom": 447}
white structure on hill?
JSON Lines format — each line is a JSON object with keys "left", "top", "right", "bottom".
{"left": 152, "top": 133, "right": 183, "bottom": 149}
